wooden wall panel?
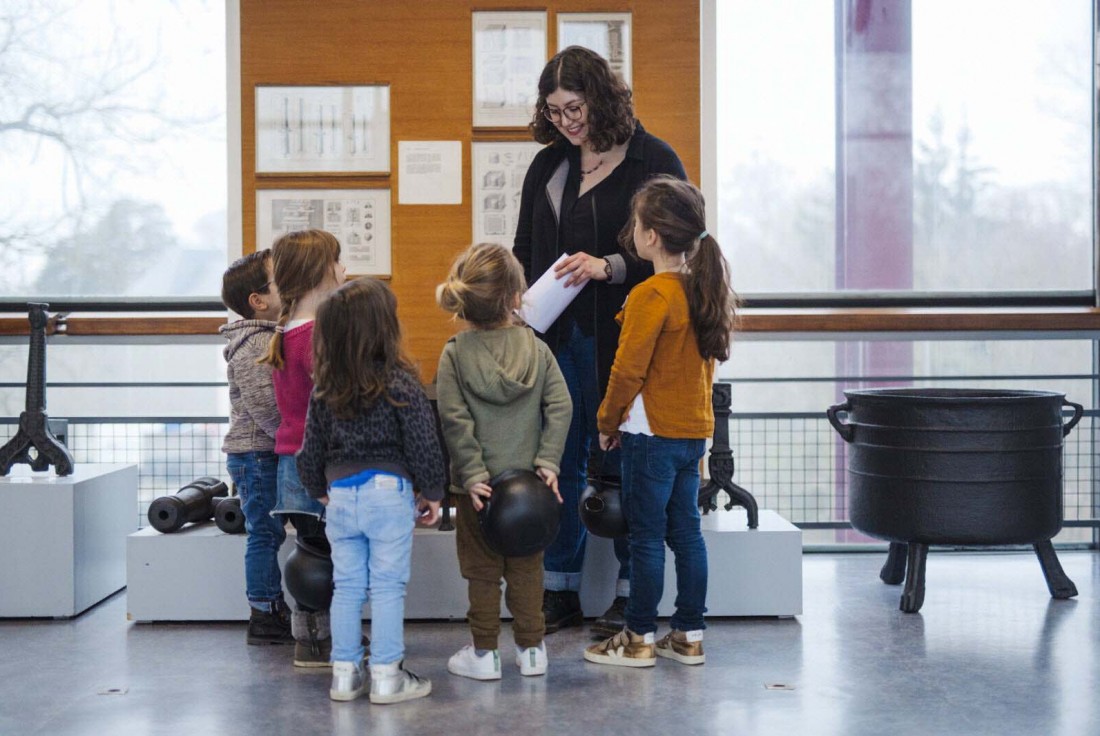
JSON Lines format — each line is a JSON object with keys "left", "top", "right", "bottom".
{"left": 240, "top": 0, "right": 700, "bottom": 380}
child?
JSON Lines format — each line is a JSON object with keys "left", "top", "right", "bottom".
{"left": 259, "top": 229, "right": 346, "bottom": 667}
{"left": 435, "top": 243, "right": 572, "bottom": 680}
{"left": 584, "top": 176, "right": 737, "bottom": 668}
{"left": 219, "top": 249, "right": 290, "bottom": 645}
{"left": 297, "top": 278, "right": 444, "bottom": 704}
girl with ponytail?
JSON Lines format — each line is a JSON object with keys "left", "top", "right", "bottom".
{"left": 585, "top": 176, "right": 736, "bottom": 669}
{"left": 257, "top": 228, "right": 346, "bottom": 668}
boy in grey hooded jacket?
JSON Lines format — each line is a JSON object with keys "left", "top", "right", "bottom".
{"left": 220, "top": 250, "right": 291, "bottom": 644}
{"left": 436, "top": 243, "right": 572, "bottom": 680}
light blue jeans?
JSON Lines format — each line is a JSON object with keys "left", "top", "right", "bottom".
{"left": 324, "top": 472, "right": 415, "bottom": 665}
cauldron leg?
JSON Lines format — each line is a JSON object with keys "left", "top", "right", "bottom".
{"left": 899, "top": 543, "right": 928, "bottom": 613}
{"left": 1033, "top": 540, "right": 1078, "bottom": 600}
{"left": 880, "top": 542, "right": 907, "bottom": 585}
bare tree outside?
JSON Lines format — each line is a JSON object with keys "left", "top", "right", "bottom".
{"left": 0, "top": 0, "right": 227, "bottom": 298}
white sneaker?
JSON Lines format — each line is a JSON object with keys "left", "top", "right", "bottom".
{"left": 329, "top": 659, "right": 365, "bottom": 701}
{"left": 515, "top": 642, "right": 548, "bottom": 676}
{"left": 447, "top": 644, "right": 502, "bottom": 680}
{"left": 368, "top": 661, "right": 431, "bottom": 704}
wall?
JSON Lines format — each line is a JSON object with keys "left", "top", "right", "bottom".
{"left": 239, "top": 0, "right": 700, "bottom": 379}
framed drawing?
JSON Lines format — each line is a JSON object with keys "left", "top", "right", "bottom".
{"left": 255, "top": 85, "right": 390, "bottom": 174}
{"left": 256, "top": 189, "right": 392, "bottom": 276}
{"left": 557, "top": 13, "right": 632, "bottom": 86}
{"left": 472, "top": 11, "right": 547, "bottom": 127}
{"left": 472, "top": 141, "right": 544, "bottom": 247}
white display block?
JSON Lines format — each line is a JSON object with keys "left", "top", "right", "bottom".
{"left": 127, "top": 508, "right": 801, "bottom": 622}
{"left": 0, "top": 463, "right": 137, "bottom": 618}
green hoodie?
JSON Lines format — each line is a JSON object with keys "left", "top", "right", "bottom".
{"left": 436, "top": 325, "right": 572, "bottom": 494}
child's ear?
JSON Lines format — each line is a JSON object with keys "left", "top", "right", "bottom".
{"left": 247, "top": 291, "right": 268, "bottom": 315}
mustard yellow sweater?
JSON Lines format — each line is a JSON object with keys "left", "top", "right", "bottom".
{"left": 597, "top": 272, "right": 714, "bottom": 439}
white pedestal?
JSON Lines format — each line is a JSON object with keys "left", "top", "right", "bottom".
{"left": 0, "top": 463, "right": 137, "bottom": 618}
{"left": 127, "top": 508, "right": 801, "bottom": 621}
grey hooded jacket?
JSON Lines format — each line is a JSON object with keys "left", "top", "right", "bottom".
{"left": 435, "top": 325, "right": 572, "bottom": 494}
{"left": 220, "top": 319, "right": 281, "bottom": 454}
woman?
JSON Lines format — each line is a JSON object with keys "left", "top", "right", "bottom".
{"left": 513, "top": 46, "right": 687, "bottom": 636}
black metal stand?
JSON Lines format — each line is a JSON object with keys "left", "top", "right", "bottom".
{"left": 1033, "top": 540, "right": 1078, "bottom": 599}
{"left": 698, "top": 383, "right": 758, "bottom": 528}
{"left": 0, "top": 303, "right": 74, "bottom": 476}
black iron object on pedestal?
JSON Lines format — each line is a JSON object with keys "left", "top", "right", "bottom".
{"left": 698, "top": 383, "right": 758, "bottom": 528}
{"left": 0, "top": 303, "right": 74, "bottom": 477}
{"left": 147, "top": 477, "right": 229, "bottom": 533}
{"left": 829, "top": 388, "right": 1082, "bottom": 613}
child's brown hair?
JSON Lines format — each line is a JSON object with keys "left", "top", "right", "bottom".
{"left": 220, "top": 250, "right": 271, "bottom": 319}
{"left": 312, "top": 278, "right": 416, "bottom": 419}
{"left": 259, "top": 229, "right": 341, "bottom": 370}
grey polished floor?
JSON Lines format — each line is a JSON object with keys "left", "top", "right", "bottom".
{"left": 2, "top": 550, "right": 1098, "bottom": 736}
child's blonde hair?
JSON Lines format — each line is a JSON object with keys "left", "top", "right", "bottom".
{"left": 436, "top": 242, "right": 525, "bottom": 328}
{"left": 259, "top": 229, "right": 341, "bottom": 369}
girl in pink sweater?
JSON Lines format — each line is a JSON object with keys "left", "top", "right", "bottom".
{"left": 259, "top": 228, "right": 346, "bottom": 667}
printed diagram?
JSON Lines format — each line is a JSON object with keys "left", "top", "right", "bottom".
{"left": 256, "top": 86, "right": 390, "bottom": 173}
{"left": 258, "top": 190, "right": 391, "bottom": 275}
{"left": 472, "top": 141, "right": 544, "bottom": 246}
{"left": 473, "top": 12, "right": 547, "bottom": 127}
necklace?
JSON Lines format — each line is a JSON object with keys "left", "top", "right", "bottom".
{"left": 579, "top": 158, "right": 604, "bottom": 180}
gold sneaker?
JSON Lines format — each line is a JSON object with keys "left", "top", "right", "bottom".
{"left": 655, "top": 630, "right": 705, "bottom": 665}
{"left": 583, "top": 628, "right": 656, "bottom": 668}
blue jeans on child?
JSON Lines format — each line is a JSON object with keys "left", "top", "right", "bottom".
{"left": 226, "top": 450, "right": 285, "bottom": 612}
{"left": 620, "top": 433, "right": 708, "bottom": 636}
{"left": 324, "top": 471, "right": 415, "bottom": 666}
{"left": 544, "top": 323, "right": 630, "bottom": 594}
{"left": 275, "top": 454, "right": 326, "bottom": 518}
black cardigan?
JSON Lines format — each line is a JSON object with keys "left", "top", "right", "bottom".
{"left": 512, "top": 120, "right": 687, "bottom": 397}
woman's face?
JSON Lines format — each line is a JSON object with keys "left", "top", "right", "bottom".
{"left": 545, "top": 89, "right": 589, "bottom": 146}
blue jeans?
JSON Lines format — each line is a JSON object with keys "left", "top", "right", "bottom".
{"left": 324, "top": 473, "right": 415, "bottom": 665}
{"left": 544, "top": 323, "right": 630, "bottom": 593}
{"left": 227, "top": 451, "right": 286, "bottom": 611}
{"left": 620, "top": 433, "right": 708, "bottom": 635}
{"left": 275, "top": 455, "right": 326, "bottom": 518}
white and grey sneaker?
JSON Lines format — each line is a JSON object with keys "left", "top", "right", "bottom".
{"left": 447, "top": 644, "right": 502, "bottom": 680}
{"left": 368, "top": 661, "right": 431, "bottom": 704}
{"left": 329, "top": 659, "right": 366, "bottom": 701}
{"left": 515, "top": 641, "right": 548, "bottom": 676}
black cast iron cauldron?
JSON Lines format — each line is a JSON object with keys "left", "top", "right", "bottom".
{"left": 828, "top": 388, "right": 1083, "bottom": 613}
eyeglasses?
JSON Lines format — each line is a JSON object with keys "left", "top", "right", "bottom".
{"left": 259, "top": 280, "right": 274, "bottom": 292}
{"left": 543, "top": 100, "right": 587, "bottom": 124}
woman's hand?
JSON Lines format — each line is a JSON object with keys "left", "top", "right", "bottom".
{"left": 599, "top": 432, "right": 621, "bottom": 451}
{"left": 318, "top": 495, "right": 329, "bottom": 506}
{"left": 536, "top": 467, "right": 562, "bottom": 504}
{"left": 554, "top": 252, "right": 609, "bottom": 288}
{"left": 467, "top": 481, "right": 493, "bottom": 512}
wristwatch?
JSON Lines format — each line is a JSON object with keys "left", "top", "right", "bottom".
{"left": 603, "top": 259, "right": 613, "bottom": 280}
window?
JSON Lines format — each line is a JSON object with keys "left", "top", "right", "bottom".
{"left": 715, "top": 0, "right": 1093, "bottom": 297}
{"left": 0, "top": 0, "right": 228, "bottom": 299}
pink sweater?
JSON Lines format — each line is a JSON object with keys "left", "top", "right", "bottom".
{"left": 273, "top": 322, "right": 314, "bottom": 455}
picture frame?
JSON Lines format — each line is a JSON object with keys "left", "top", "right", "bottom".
{"left": 472, "top": 11, "right": 547, "bottom": 128}
{"left": 256, "top": 189, "right": 392, "bottom": 277}
{"left": 255, "top": 85, "right": 391, "bottom": 174}
{"left": 471, "top": 141, "right": 544, "bottom": 246}
{"left": 557, "top": 13, "right": 632, "bottom": 86}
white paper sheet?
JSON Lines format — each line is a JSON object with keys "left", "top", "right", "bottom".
{"left": 517, "top": 253, "right": 584, "bottom": 333}
{"left": 398, "top": 141, "right": 462, "bottom": 205}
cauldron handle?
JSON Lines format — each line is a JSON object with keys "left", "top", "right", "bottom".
{"left": 826, "top": 401, "right": 854, "bottom": 442}
{"left": 1062, "top": 400, "right": 1084, "bottom": 436}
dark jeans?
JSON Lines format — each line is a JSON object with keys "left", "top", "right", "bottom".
{"left": 543, "top": 323, "right": 630, "bottom": 593}
{"left": 226, "top": 450, "right": 285, "bottom": 612}
{"left": 620, "top": 433, "right": 708, "bottom": 635}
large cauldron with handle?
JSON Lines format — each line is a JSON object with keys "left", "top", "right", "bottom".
{"left": 828, "top": 388, "right": 1082, "bottom": 613}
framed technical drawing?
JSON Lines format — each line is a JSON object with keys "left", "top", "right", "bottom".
{"left": 557, "top": 13, "right": 632, "bottom": 86}
{"left": 255, "top": 85, "right": 390, "bottom": 174}
{"left": 256, "top": 189, "right": 392, "bottom": 276}
{"left": 472, "top": 141, "right": 544, "bottom": 246}
{"left": 472, "top": 11, "right": 547, "bottom": 127}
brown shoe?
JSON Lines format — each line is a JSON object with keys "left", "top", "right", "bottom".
{"left": 583, "top": 628, "right": 655, "bottom": 668}
{"left": 655, "top": 630, "right": 705, "bottom": 665}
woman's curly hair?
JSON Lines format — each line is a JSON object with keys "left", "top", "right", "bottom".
{"left": 529, "top": 46, "right": 635, "bottom": 153}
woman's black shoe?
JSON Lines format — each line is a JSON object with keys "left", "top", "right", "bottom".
{"left": 542, "top": 589, "right": 583, "bottom": 634}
